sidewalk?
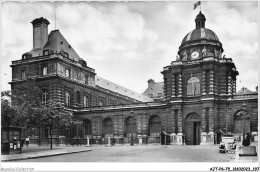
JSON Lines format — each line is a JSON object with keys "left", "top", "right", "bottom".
{"left": 1, "top": 144, "right": 91, "bottom": 162}
{"left": 233, "top": 141, "right": 258, "bottom": 162}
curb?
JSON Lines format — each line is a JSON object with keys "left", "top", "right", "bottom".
{"left": 2, "top": 149, "right": 91, "bottom": 162}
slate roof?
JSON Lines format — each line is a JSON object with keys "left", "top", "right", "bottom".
{"left": 30, "top": 30, "right": 80, "bottom": 61}
{"left": 95, "top": 76, "right": 154, "bottom": 102}
{"left": 237, "top": 87, "right": 254, "bottom": 94}
{"left": 142, "top": 81, "right": 164, "bottom": 99}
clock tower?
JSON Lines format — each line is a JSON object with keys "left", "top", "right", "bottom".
{"left": 162, "top": 11, "right": 239, "bottom": 145}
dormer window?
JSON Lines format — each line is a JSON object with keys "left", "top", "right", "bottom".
{"left": 22, "top": 55, "right": 27, "bottom": 60}
{"left": 43, "top": 49, "right": 53, "bottom": 56}
{"left": 22, "top": 53, "right": 32, "bottom": 60}
{"left": 60, "top": 51, "right": 69, "bottom": 58}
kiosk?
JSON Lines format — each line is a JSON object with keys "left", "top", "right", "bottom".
{"left": 1, "top": 126, "right": 23, "bottom": 155}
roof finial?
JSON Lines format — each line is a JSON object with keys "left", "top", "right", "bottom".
{"left": 195, "top": 10, "right": 206, "bottom": 29}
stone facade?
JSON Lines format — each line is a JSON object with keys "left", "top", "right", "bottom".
{"left": 74, "top": 12, "right": 258, "bottom": 145}
{"left": 9, "top": 17, "right": 142, "bottom": 139}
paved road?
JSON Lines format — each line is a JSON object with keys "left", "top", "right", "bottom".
{"left": 18, "top": 144, "right": 236, "bottom": 162}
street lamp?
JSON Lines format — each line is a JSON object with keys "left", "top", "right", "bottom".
{"left": 130, "top": 110, "right": 135, "bottom": 146}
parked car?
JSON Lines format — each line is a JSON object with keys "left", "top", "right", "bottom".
{"left": 219, "top": 136, "right": 236, "bottom": 153}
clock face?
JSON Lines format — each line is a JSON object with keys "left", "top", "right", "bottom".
{"left": 191, "top": 51, "right": 199, "bottom": 59}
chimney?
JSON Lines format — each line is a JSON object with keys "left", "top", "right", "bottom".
{"left": 147, "top": 79, "right": 155, "bottom": 87}
{"left": 31, "top": 17, "right": 50, "bottom": 50}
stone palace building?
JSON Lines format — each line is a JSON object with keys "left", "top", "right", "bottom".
{"left": 10, "top": 11, "right": 258, "bottom": 145}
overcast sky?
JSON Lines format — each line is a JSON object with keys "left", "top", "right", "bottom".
{"left": 1, "top": 1, "right": 259, "bottom": 94}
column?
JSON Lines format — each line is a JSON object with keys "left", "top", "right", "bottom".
{"left": 171, "top": 74, "right": 176, "bottom": 98}
{"left": 228, "top": 74, "right": 232, "bottom": 95}
{"left": 177, "top": 73, "right": 182, "bottom": 97}
{"left": 202, "top": 70, "right": 206, "bottom": 95}
{"left": 200, "top": 108, "right": 207, "bottom": 145}
{"left": 163, "top": 77, "right": 167, "bottom": 100}
{"left": 177, "top": 109, "right": 183, "bottom": 145}
{"left": 208, "top": 107, "right": 214, "bottom": 144}
{"left": 233, "top": 79, "right": 236, "bottom": 95}
{"left": 214, "top": 74, "right": 218, "bottom": 94}
{"left": 209, "top": 70, "right": 214, "bottom": 94}
{"left": 171, "top": 109, "right": 177, "bottom": 145}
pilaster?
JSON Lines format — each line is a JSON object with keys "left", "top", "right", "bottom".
{"left": 171, "top": 74, "right": 176, "bottom": 98}
{"left": 177, "top": 73, "right": 182, "bottom": 97}
{"left": 209, "top": 70, "right": 214, "bottom": 94}
{"left": 202, "top": 70, "right": 206, "bottom": 95}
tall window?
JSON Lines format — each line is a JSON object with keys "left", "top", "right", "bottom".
{"left": 42, "top": 89, "right": 48, "bottom": 104}
{"left": 42, "top": 66, "right": 47, "bottom": 76}
{"left": 76, "top": 91, "right": 80, "bottom": 104}
{"left": 77, "top": 72, "right": 80, "bottom": 80}
{"left": 65, "top": 68, "right": 70, "bottom": 78}
{"left": 99, "top": 100, "right": 104, "bottom": 106}
{"left": 83, "top": 96, "right": 88, "bottom": 107}
{"left": 21, "top": 70, "right": 26, "bottom": 79}
{"left": 149, "top": 115, "right": 161, "bottom": 136}
{"left": 65, "top": 91, "right": 70, "bottom": 106}
{"left": 187, "top": 76, "right": 200, "bottom": 96}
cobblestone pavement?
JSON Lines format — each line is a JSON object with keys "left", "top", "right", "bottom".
{"left": 16, "top": 144, "right": 238, "bottom": 162}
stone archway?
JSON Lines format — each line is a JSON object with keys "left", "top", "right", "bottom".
{"left": 148, "top": 115, "right": 161, "bottom": 136}
{"left": 102, "top": 118, "right": 113, "bottom": 138}
{"left": 125, "top": 116, "right": 137, "bottom": 138}
{"left": 185, "top": 113, "right": 201, "bottom": 145}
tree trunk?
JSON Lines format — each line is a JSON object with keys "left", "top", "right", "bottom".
{"left": 50, "top": 127, "right": 53, "bottom": 150}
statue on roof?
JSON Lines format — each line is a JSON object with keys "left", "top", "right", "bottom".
{"left": 181, "top": 50, "right": 188, "bottom": 61}
{"left": 176, "top": 55, "right": 180, "bottom": 61}
{"left": 202, "top": 46, "right": 207, "bottom": 57}
{"left": 214, "top": 48, "right": 219, "bottom": 58}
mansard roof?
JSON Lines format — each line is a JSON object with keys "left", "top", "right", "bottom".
{"left": 43, "top": 30, "right": 80, "bottom": 61}
{"left": 95, "top": 76, "right": 154, "bottom": 102}
{"left": 143, "top": 81, "right": 164, "bottom": 99}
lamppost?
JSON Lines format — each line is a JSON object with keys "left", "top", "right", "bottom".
{"left": 130, "top": 110, "right": 134, "bottom": 146}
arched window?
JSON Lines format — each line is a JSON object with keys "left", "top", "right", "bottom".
{"left": 65, "top": 91, "right": 70, "bottom": 106}
{"left": 84, "top": 119, "right": 92, "bottom": 136}
{"left": 149, "top": 115, "right": 161, "bottom": 136}
{"left": 76, "top": 91, "right": 80, "bottom": 104}
{"left": 125, "top": 117, "right": 137, "bottom": 137}
{"left": 234, "top": 111, "right": 250, "bottom": 134}
{"left": 187, "top": 76, "right": 200, "bottom": 96}
{"left": 102, "top": 118, "right": 113, "bottom": 138}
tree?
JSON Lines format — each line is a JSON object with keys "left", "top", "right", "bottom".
{"left": 1, "top": 78, "right": 43, "bottom": 128}
{"left": 1, "top": 78, "right": 72, "bottom": 149}
{"left": 40, "top": 100, "right": 72, "bottom": 149}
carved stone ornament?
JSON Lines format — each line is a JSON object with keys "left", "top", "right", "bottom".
{"left": 186, "top": 113, "right": 200, "bottom": 120}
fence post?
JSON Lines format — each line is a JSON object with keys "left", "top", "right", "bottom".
{"left": 87, "top": 137, "right": 90, "bottom": 146}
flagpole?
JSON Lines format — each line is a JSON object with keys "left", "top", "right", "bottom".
{"left": 55, "top": 1, "right": 57, "bottom": 30}
{"left": 200, "top": 1, "right": 201, "bottom": 12}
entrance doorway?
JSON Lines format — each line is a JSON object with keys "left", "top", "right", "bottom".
{"left": 185, "top": 113, "right": 201, "bottom": 145}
